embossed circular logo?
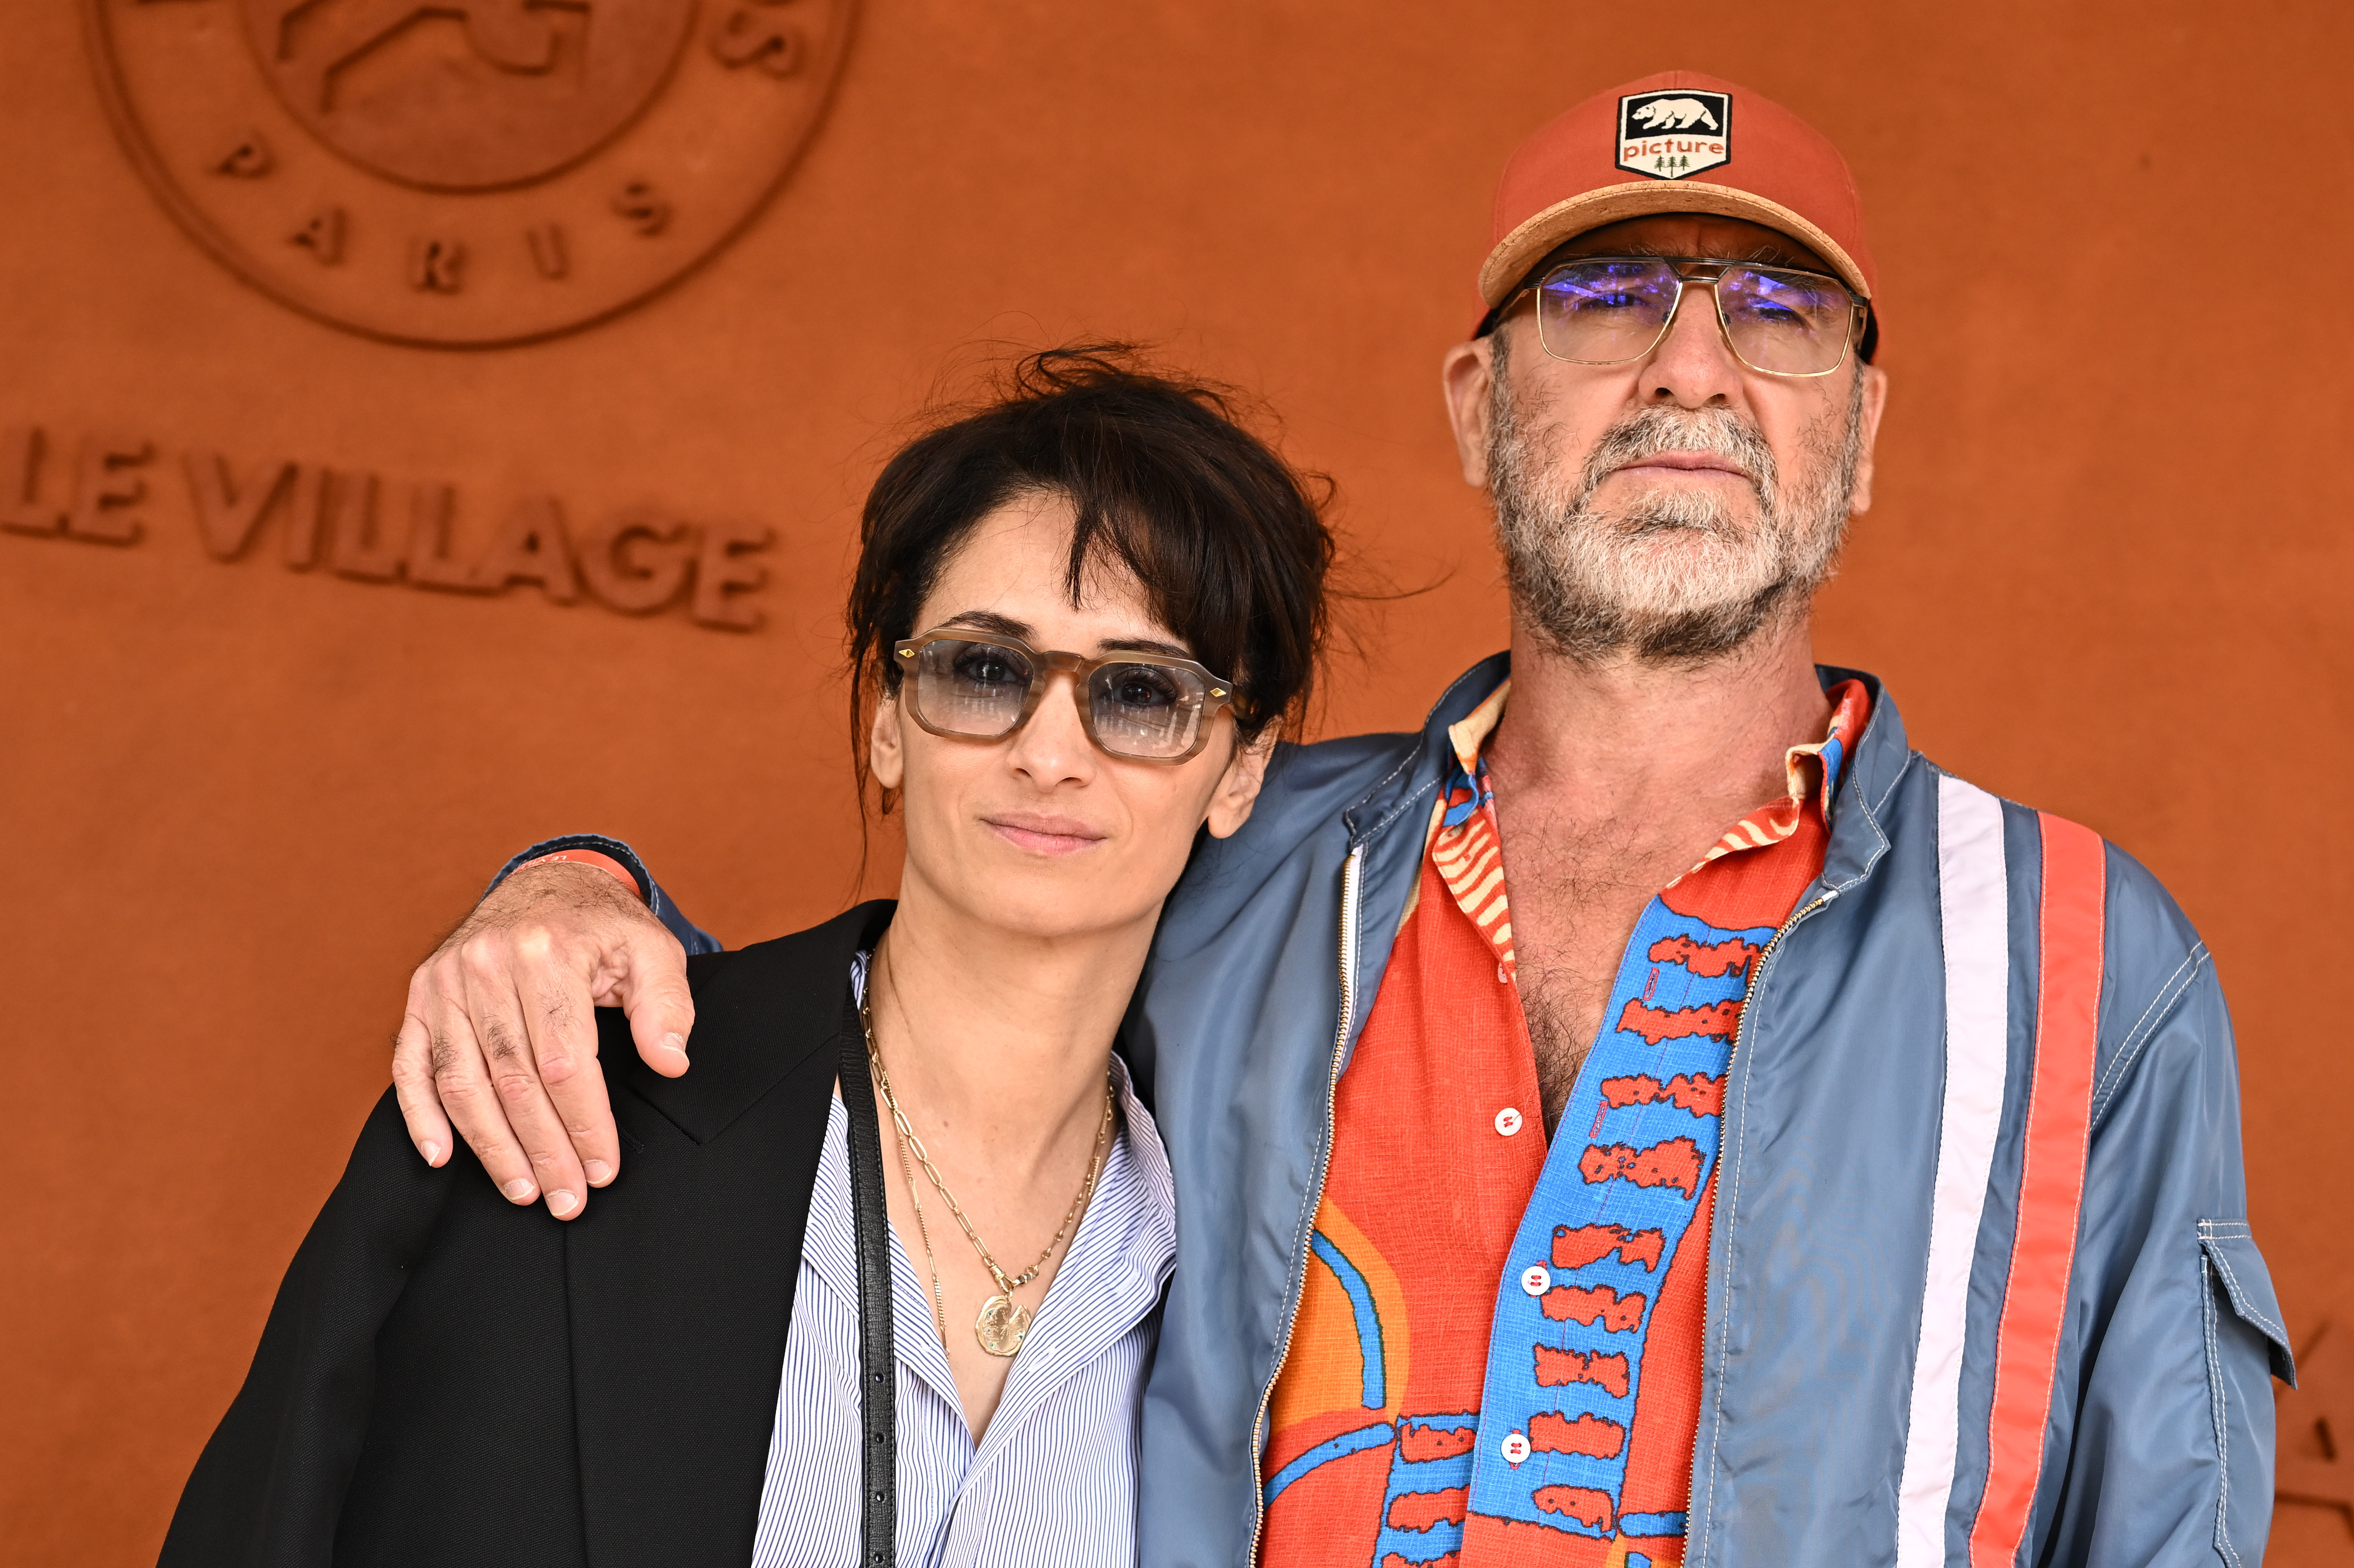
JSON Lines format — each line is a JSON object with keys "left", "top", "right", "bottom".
{"left": 85, "top": 0, "right": 856, "bottom": 346}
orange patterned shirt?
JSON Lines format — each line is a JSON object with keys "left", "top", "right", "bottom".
{"left": 1261, "top": 678, "right": 1869, "bottom": 1568}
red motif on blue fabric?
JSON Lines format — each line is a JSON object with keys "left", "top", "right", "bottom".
{"left": 1462, "top": 899, "right": 1768, "bottom": 1539}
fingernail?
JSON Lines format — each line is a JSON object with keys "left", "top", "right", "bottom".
{"left": 502, "top": 1178, "right": 536, "bottom": 1202}
{"left": 661, "top": 1032, "right": 689, "bottom": 1058}
{"left": 585, "top": 1160, "right": 613, "bottom": 1185}
{"left": 421, "top": 1140, "right": 442, "bottom": 1165}
{"left": 549, "top": 1189, "right": 579, "bottom": 1217}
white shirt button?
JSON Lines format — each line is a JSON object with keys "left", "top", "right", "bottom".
{"left": 1501, "top": 1430, "right": 1531, "bottom": 1466}
{"left": 1520, "top": 1264, "right": 1552, "bottom": 1296}
{"left": 1494, "top": 1106, "right": 1524, "bottom": 1137}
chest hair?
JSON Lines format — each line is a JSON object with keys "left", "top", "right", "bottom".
{"left": 1492, "top": 801, "right": 1706, "bottom": 1131}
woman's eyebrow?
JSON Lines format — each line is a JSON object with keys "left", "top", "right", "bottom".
{"left": 934, "top": 611, "right": 1190, "bottom": 660}
{"left": 938, "top": 609, "right": 1032, "bottom": 639}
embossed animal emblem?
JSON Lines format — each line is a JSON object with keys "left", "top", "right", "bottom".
{"left": 267, "top": 0, "right": 584, "bottom": 103}
{"left": 1631, "top": 96, "right": 1720, "bottom": 131}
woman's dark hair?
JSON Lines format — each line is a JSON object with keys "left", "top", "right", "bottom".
{"left": 847, "top": 345, "right": 1336, "bottom": 805}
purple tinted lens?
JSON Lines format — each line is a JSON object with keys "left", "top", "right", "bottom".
{"left": 1535, "top": 260, "right": 1680, "bottom": 363}
{"left": 1715, "top": 267, "right": 1855, "bottom": 374}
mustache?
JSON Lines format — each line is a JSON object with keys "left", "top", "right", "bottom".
{"left": 1574, "top": 406, "right": 1779, "bottom": 519}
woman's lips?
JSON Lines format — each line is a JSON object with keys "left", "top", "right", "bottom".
{"left": 983, "top": 814, "right": 1107, "bottom": 855}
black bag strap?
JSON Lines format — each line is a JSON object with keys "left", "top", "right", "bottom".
{"left": 836, "top": 997, "right": 897, "bottom": 1568}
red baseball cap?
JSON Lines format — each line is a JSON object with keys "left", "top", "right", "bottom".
{"left": 1477, "top": 71, "right": 1879, "bottom": 338}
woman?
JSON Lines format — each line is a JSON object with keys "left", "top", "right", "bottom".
{"left": 160, "top": 349, "right": 1333, "bottom": 1567}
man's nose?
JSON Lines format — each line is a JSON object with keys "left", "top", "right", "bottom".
{"left": 1640, "top": 280, "right": 1744, "bottom": 410}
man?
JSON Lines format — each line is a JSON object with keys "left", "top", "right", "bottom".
{"left": 388, "top": 72, "right": 2288, "bottom": 1566}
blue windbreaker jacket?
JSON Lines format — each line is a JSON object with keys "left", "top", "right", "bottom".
{"left": 519, "top": 656, "right": 2291, "bottom": 1568}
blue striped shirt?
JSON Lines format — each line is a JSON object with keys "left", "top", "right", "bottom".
{"left": 749, "top": 1045, "right": 1174, "bottom": 1565}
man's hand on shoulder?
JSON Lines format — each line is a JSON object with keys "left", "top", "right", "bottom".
{"left": 391, "top": 860, "right": 695, "bottom": 1221}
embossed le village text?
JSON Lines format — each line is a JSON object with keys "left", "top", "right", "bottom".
{"left": 1, "top": 422, "right": 772, "bottom": 630}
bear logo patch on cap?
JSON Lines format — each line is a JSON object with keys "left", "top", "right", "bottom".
{"left": 1617, "top": 89, "right": 1731, "bottom": 180}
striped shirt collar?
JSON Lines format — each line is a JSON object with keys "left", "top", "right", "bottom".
{"left": 1424, "top": 677, "right": 1869, "bottom": 982}
{"left": 801, "top": 998, "right": 1175, "bottom": 1461}
{"left": 1441, "top": 676, "right": 1869, "bottom": 854}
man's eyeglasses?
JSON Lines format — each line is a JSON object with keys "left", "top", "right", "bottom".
{"left": 893, "top": 630, "right": 1236, "bottom": 764}
{"left": 1500, "top": 255, "right": 1867, "bottom": 378}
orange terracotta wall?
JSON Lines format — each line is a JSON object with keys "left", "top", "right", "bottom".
{"left": 3, "top": 1, "right": 2349, "bottom": 1561}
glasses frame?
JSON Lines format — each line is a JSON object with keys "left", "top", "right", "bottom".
{"left": 1502, "top": 254, "right": 1868, "bottom": 379}
{"left": 892, "top": 628, "right": 1237, "bottom": 764}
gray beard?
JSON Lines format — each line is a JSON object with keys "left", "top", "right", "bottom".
{"left": 1486, "top": 334, "right": 1866, "bottom": 663}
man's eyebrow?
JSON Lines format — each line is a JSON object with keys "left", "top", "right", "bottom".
{"left": 1557, "top": 239, "right": 1827, "bottom": 271}
{"left": 1735, "top": 239, "right": 1823, "bottom": 270}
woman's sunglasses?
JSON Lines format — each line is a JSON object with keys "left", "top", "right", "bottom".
{"left": 1501, "top": 255, "right": 1867, "bottom": 378}
{"left": 893, "top": 629, "right": 1236, "bottom": 764}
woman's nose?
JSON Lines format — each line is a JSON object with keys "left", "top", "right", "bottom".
{"left": 1005, "top": 669, "right": 1094, "bottom": 784}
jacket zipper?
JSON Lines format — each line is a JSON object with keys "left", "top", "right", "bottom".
{"left": 1681, "top": 884, "right": 1839, "bottom": 1561}
{"left": 1246, "top": 842, "right": 1365, "bottom": 1566}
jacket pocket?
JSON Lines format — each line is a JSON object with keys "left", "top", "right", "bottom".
{"left": 2198, "top": 1220, "right": 2294, "bottom": 1567}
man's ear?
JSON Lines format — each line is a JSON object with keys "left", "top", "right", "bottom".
{"left": 870, "top": 692, "right": 907, "bottom": 792}
{"left": 1441, "top": 333, "right": 1500, "bottom": 488}
{"left": 1847, "top": 362, "right": 1890, "bottom": 515}
{"left": 1204, "top": 719, "right": 1280, "bottom": 839}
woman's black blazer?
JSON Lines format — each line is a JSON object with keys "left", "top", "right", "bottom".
{"left": 159, "top": 901, "right": 896, "bottom": 1568}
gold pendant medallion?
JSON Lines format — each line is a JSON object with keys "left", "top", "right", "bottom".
{"left": 974, "top": 1294, "right": 1032, "bottom": 1358}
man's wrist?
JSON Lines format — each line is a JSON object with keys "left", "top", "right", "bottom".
{"left": 487, "top": 834, "right": 656, "bottom": 908}
{"left": 514, "top": 849, "right": 641, "bottom": 896}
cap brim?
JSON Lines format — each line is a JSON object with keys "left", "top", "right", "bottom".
{"left": 1477, "top": 180, "right": 1872, "bottom": 309}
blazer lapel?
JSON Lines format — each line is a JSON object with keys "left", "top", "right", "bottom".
{"left": 565, "top": 902, "right": 894, "bottom": 1568}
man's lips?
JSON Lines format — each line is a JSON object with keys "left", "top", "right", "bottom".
{"left": 1610, "top": 453, "right": 1752, "bottom": 480}
{"left": 982, "top": 814, "right": 1108, "bottom": 855}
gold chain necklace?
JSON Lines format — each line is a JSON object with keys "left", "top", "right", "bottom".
{"left": 859, "top": 977, "right": 1115, "bottom": 1359}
